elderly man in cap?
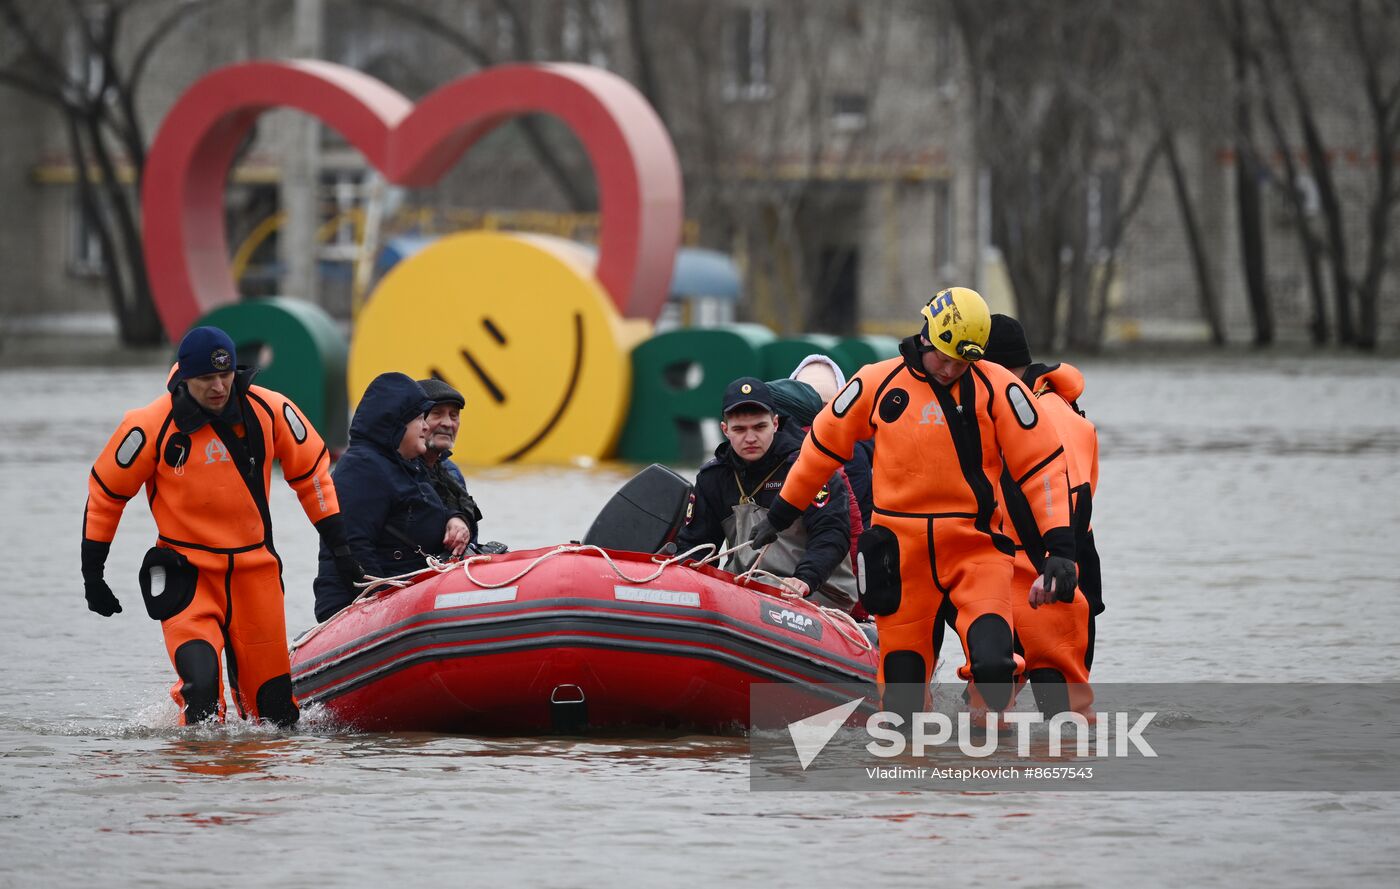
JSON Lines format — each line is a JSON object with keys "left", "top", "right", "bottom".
{"left": 416, "top": 378, "right": 484, "bottom": 544}
{"left": 673, "top": 376, "right": 858, "bottom": 611}
{"left": 81, "top": 325, "right": 360, "bottom": 727}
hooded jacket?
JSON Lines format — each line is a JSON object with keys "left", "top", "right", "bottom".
{"left": 312, "top": 373, "right": 453, "bottom": 622}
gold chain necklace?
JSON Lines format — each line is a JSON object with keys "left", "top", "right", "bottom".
{"left": 735, "top": 462, "right": 784, "bottom": 505}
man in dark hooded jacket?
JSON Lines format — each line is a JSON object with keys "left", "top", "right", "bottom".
{"left": 312, "top": 373, "right": 471, "bottom": 622}
{"left": 674, "top": 377, "right": 857, "bottom": 612}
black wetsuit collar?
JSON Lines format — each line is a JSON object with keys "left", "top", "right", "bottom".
{"left": 1020, "top": 362, "right": 1057, "bottom": 392}
{"left": 170, "top": 367, "right": 255, "bottom": 434}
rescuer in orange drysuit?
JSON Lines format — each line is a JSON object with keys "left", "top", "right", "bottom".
{"left": 748, "top": 288, "right": 1079, "bottom": 719}
{"left": 81, "top": 326, "right": 363, "bottom": 726}
{"left": 982, "top": 314, "right": 1102, "bottom": 716}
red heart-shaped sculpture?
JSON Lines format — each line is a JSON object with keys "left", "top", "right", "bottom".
{"left": 143, "top": 60, "right": 683, "bottom": 338}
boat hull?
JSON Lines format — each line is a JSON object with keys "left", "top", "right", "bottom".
{"left": 290, "top": 546, "right": 878, "bottom": 733}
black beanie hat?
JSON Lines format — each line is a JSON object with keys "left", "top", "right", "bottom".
{"left": 176, "top": 326, "right": 237, "bottom": 381}
{"left": 983, "top": 314, "right": 1033, "bottom": 368}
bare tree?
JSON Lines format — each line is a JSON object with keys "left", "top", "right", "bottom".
{"left": 622, "top": 0, "right": 896, "bottom": 335}
{"left": 1136, "top": 0, "right": 1226, "bottom": 344}
{"left": 1262, "top": 0, "right": 1357, "bottom": 344}
{"left": 0, "top": 0, "right": 219, "bottom": 345}
{"left": 1252, "top": 44, "right": 1330, "bottom": 345}
{"left": 950, "top": 0, "right": 1159, "bottom": 351}
{"left": 1346, "top": 0, "right": 1400, "bottom": 350}
{"left": 1220, "top": 0, "right": 1275, "bottom": 346}
{"left": 1258, "top": 0, "right": 1400, "bottom": 349}
{"left": 345, "top": 0, "right": 601, "bottom": 212}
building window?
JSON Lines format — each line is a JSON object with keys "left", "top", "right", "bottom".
{"left": 830, "top": 93, "right": 869, "bottom": 132}
{"left": 69, "top": 192, "right": 106, "bottom": 277}
{"left": 318, "top": 169, "right": 369, "bottom": 263}
{"left": 933, "top": 16, "right": 955, "bottom": 93}
{"left": 933, "top": 179, "right": 955, "bottom": 271}
{"left": 494, "top": 9, "right": 516, "bottom": 56}
{"left": 726, "top": 6, "right": 772, "bottom": 101}
{"left": 1087, "top": 171, "right": 1120, "bottom": 257}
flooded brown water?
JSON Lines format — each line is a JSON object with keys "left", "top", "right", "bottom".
{"left": 1, "top": 356, "right": 1397, "bottom": 886}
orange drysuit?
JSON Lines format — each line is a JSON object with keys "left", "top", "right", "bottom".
{"left": 1000, "top": 362, "right": 1101, "bottom": 715}
{"left": 771, "top": 350, "right": 1076, "bottom": 714}
{"left": 83, "top": 370, "right": 340, "bottom": 725}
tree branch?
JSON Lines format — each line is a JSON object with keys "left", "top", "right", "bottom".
{"left": 129, "top": 0, "right": 221, "bottom": 93}
{"left": 349, "top": 0, "right": 493, "bottom": 65}
{"left": 0, "top": 66, "right": 69, "bottom": 105}
{"left": 0, "top": 0, "right": 74, "bottom": 86}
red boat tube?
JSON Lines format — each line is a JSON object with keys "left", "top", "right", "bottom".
{"left": 290, "top": 546, "right": 879, "bottom": 733}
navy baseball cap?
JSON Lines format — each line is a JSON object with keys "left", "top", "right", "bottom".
{"left": 722, "top": 377, "right": 776, "bottom": 415}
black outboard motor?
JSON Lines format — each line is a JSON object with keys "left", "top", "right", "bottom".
{"left": 582, "top": 464, "right": 692, "bottom": 554}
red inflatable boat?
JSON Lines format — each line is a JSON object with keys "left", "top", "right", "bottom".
{"left": 289, "top": 545, "right": 879, "bottom": 733}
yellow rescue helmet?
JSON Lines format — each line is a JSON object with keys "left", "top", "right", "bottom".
{"left": 920, "top": 286, "right": 991, "bottom": 362}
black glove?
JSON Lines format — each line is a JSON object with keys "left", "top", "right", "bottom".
{"left": 1041, "top": 555, "right": 1078, "bottom": 603}
{"left": 84, "top": 577, "right": 122, "bottom": 616}
{"left": 331, "top": 545, "right": 365, "bottom": 589}
{"left": 315, "top": 515, "right": 365, "bottom": 588}
{"left": 748, "top": 517, "right": 779, "bottom": 550}
{"left": 748, "top": 495, "right": 800, "bottom": 550}
{"left": 81, "top": 539, "right": 121, "bottom": 616}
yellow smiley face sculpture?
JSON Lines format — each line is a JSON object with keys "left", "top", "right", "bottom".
{"left": 349, "top": 231, "right": 651, "bottom": 464}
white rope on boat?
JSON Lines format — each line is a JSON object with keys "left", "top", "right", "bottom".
{"left": 460, "top": 542, "right": 729, "bottom": 589}
{"left": 733, "top": 554, "right": 875, "bottom": 654}
{"left": 818, "top": 603, "right": 875, "bottom": 653}
{"left": 346, "top": 537, "right": 875, "bottom": 653}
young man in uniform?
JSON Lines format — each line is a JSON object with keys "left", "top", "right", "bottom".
{"left": 675, "top": 377, "right": 858, "bottom": 612}
{"left": 982, "top": 314, "right": 1102, "bottom": 716}
{"left": 81, "top": 326, "right": 362, "bottom": 726}
{"left": 749, "top": 288, "right": 1078, "bottom": 717}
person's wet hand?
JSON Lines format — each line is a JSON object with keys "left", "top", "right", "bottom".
{"left": 444, "top": 517, "right": 471, "bottom": 557}
{"left": 781, "top": 578, "right": 810, "bottom": 599}
{"left": 1027, "top": 575, "right": 1052, "bottom": 609}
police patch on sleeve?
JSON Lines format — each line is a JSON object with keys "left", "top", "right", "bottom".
{"left": 283, "top": 403, "right": 308, "bottom": 443}
{"left": 832, "top": 378, "right": 861, "bottom": 418}
{"left": 1007, "top": 384, "right": 1038, "bottom": 429}
{"left": 812, "top": 484, "right": 830, "bottom": 508}
{"left": 115, "top": 428, "right": 145, "bottom": 467}
{"left": 684, "top": 491, "right": 695, "bottom": 525}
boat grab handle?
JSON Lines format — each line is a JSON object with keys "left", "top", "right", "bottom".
{"left": 551, "top": 684, "right": 586, "bottom": 704}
